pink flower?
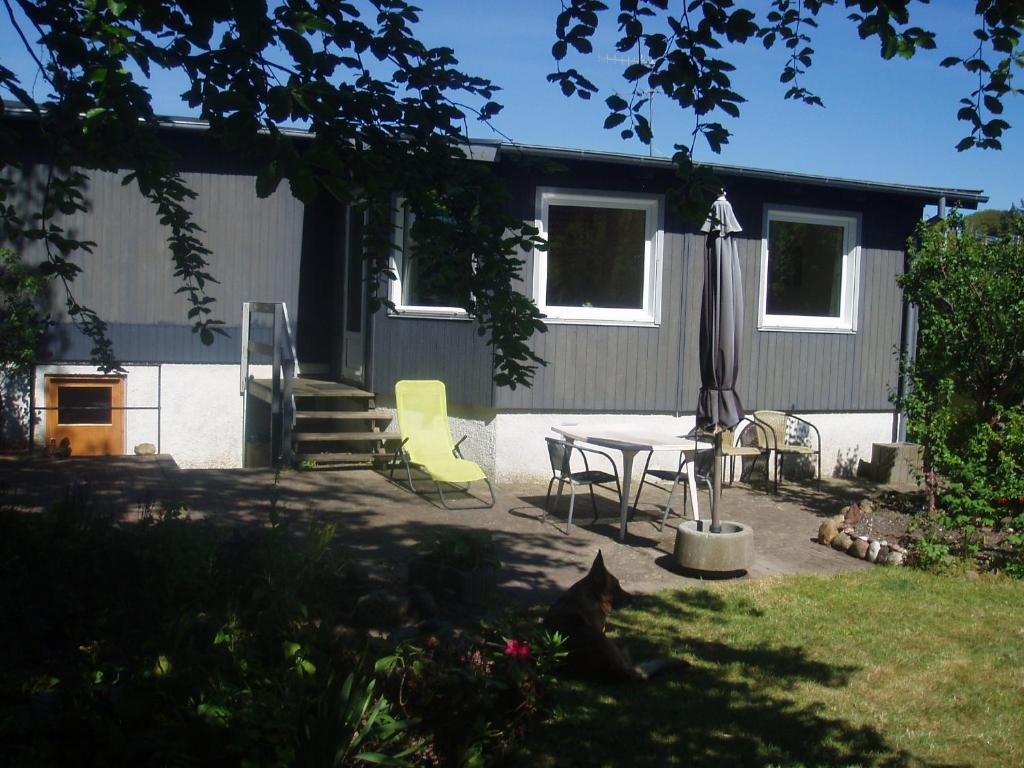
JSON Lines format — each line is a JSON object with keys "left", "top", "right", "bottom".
{"left": 503, "top": 639, "right": 531, "bottom": 659}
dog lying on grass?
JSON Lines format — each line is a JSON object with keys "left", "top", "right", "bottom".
{"left": 543, "top": 550, "right": 687, "bottom": 682}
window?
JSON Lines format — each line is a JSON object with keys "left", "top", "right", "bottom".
{"left": 535, "top": 188, "right": 662, "bottom": 324}
{"left": 57, "top": 386, "right": 112, "bottom": 425}
{"left": 758, "top": 207, "right": 861, "bottom": 332}
{"left": 389, "top": 197, "right": 469, "bottom": 316}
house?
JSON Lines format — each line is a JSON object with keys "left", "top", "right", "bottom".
{"left": 2, "top": 110, "right": 987, "bottom": 479}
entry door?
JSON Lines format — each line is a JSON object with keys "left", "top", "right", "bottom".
{"left": 45, "top": 376, "right": 125, "bottom": 455}
{"left": 340, "top": 206, "right": 368, "bottom": 384}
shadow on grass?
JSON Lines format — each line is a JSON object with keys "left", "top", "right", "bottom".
{"left": 524, "top": 590, "right": 959, "bottom": 768}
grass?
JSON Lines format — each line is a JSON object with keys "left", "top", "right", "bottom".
{"left": 525, "top": 568, "right": 1024, "bottom": 768}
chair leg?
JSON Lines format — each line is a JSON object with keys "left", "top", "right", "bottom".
{"left": 588, "top": 484, "right": 600, "bottom": 522}
{"left": 817, "top": 452, "right": 821, "bottom": 490}
{"left": 566, "top": 483, "right": 577, "bottom": 535}
{"left": 543, "top": 477, "right": 559, "bottom": 522}
{"left": 405, "top": 458, "right": 417, "bottom": 493}
{"left": 660, "top": 474, "right": 683, "bottom": 531}
{"left": 436, "top": 479, "right": 496, "bottom": 510}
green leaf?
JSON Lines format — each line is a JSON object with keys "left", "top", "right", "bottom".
{"left": 603, "top": 112, "right": 626, "bottom": 129}
{"left": 605, "top": 93, "right": 628, "bottom": 111}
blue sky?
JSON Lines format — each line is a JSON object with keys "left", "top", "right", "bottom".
{"left": 2, "top": 1, "right": 1021, "bottom": 210}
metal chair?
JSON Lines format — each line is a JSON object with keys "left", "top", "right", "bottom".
{"left": 720, "top": 417, "right": 772, "bottom": 485}
{"left": 632, "top": 448, "right": 714, "bottom": 530}
{"left": 543, "top": 437, "right": 622, "bottom": 535}
{"left": 752, "top": 409, "right": 822, "bottom": 492}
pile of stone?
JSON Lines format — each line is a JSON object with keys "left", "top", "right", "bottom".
{"left": 817, "top": 500, "right": 909, "bottom": 566}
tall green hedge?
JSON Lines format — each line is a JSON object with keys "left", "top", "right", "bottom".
{"left": 897, "top": 212, "right": 1024, "bottom": 572}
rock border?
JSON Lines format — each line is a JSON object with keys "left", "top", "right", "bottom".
{"left": 817, "top": 500, "right": 908, "bottom": 567}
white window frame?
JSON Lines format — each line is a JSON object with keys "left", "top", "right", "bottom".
{"left": 758, "top": 206, "right": 861, "bottom": 333}
{"left": 534, "top": 187, "right": 663, "bottom": 326}
{"left": 388, "top": 195, "right": 469, "bottom": 319}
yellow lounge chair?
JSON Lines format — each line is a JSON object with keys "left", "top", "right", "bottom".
{"left": 391, "top": 380, "right": 495, "bottom": 509}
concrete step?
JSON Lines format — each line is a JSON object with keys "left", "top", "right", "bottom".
{"left": 294, "top": 451, "right": 390, "bottom": 465}
{"left": 293, "top": 431, "right": 400, "bottom": 443}
{"left": 294, "top": 409, "right": 393, "bottom": 421}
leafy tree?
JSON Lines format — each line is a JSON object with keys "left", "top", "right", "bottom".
{"left": 896, "top": 211, "right": 1024, "bottom": 570}
{"left": 0, "top": 0, "right": 546, "bottom": 386}
{"left": 550, "top": 0, "right": 1023, "bottom": 218}
{"left": 965, "top": 204, "right": 1022, "bottom": 237}
{"left": 0, "top": 0, "right": 1021, "bottom": 385}
{"left": 0, "top": 247, "right": 51, "bottom": 448}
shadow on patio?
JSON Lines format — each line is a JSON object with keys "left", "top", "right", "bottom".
{"left": 1, "top": 454, "right": 876, "bottom": 605}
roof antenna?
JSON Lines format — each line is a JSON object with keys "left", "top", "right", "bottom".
{"left": 598, "top": 53, "right": 657, "bottom": 157}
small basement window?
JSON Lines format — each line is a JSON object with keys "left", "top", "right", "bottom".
{"left": 57, "top": 386, "right": 112, "bottom": 425}
{"left": 535, "top": 188, "right": 663, "bottom": 325}
{"left": 758, "top": 207, "right": 861, "bottom": 332}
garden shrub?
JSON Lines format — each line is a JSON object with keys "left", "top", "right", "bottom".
{"left": 0, "top": 488, "right": 567, "bottom": 765}
{"left": 897, "top": 211, "right": 1024, "bottom": 574}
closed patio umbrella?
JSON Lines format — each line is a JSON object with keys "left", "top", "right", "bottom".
{"left": 697, "top": 192, "right": 744, "bottom": 534}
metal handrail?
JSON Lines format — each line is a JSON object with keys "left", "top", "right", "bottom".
{"left": 240, "top": 301, "right": 297, "bottom": 466}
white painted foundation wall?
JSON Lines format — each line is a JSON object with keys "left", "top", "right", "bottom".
{"left": 33, "top": 363, "right": 245, "bottom": 468}
{"left": 491, "top": 410, "right": 896, "bottom": 484}
{"left": 25, "top": 364, "right": 896, "bottom": 481}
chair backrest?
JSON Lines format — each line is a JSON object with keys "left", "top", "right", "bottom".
{"left": 753, "top": 410, "right": 787, "bottom": 449}
{"left": 395, "top": 380, "right": 455, "bottom": 464}
{"left": 545, "top": 437, "right": 574, "bottom": 478}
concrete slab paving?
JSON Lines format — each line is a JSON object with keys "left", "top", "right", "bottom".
{"left": 0, "top": 454, "right": 875, "bottom": 606}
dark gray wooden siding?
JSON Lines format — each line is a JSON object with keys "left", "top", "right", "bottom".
{"left": 370, "top": 313, "right": 496, "bottom": 406}
{"left": 5, "top": 130, "right": 308, "bottom": 364}
{"left": 371, "top": 157, "right": 921, "bottom": 413}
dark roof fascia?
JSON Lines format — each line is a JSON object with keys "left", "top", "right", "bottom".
{"left": 2, "top": 102, "right": 987, "bottom": 207}
{"left": 492, "top": 142, "right": 989, "bottom": 208}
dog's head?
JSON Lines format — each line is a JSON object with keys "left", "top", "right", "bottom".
{"left": 587, "top": 550, "right": 631, "bottom": 609}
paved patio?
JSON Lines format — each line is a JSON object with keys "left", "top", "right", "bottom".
{"left": 0, "top": 454, "right": 874, "bottom": 605}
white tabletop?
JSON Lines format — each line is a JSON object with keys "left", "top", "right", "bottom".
{"left": 551, "top": 423, "right": 711, "bottom": 453}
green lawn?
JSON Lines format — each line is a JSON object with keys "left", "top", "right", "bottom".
{"left": 526, "top": 569, "right": 1024, "bottom": 768}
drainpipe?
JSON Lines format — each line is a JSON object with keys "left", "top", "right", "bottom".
{"left": 896, "top": 195, "right": 946, "bottom": 442}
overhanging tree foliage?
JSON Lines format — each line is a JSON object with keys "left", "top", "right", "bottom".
{"left": 0, "top": 0, "right": 547, "bottom": 386}
{"left": 0, "top": 0, "right": 1021, "bottom": 386}
{"left": 0, "top": 247, "right": 50, "bottom": 446}
{"left": 550, "top": 0, "right": 1023, "bottom": 218}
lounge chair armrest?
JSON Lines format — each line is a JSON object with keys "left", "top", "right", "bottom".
{"left": 453, "top": 434, "right": 468, "bottom": 458}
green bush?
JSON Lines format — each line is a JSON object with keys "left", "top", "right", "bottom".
{"left": 0, "top": 490, "right": 565, "bottom": 765}
{"left": 375, "top": 620, "right": 566, "bottom": 766}
{"left": 897, "top": 211, "right": 1024, "bottom": 574}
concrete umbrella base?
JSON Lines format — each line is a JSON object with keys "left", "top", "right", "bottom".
{"left": 673, "top": 520, "right": 754, "bottom": 577}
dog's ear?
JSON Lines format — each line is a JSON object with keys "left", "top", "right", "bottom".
{"left": 590, "top": 550, "right": 606, "bottom": 578}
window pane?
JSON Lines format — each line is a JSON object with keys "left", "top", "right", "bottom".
{"left": 546, "top": 205, "right": 646, "bottom": 309}
{"left": 57, "top": 386, "right": 112, "bottom": 425}
{"left": 400, "top": 207, "right": 468, "bottom": 308}
{"left": 766, "top": 219, "right": 845, "bottom": 317}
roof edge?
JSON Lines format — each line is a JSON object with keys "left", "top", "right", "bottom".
{"left": 1, "top": 101, "right": 988, "bottom": 206}
{"left": 493, "top": 142, "right": 988, "bottom": 207}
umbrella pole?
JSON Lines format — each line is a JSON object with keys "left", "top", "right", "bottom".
{"left": 711, "top": 428, "right": 723, "bottom": 533}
